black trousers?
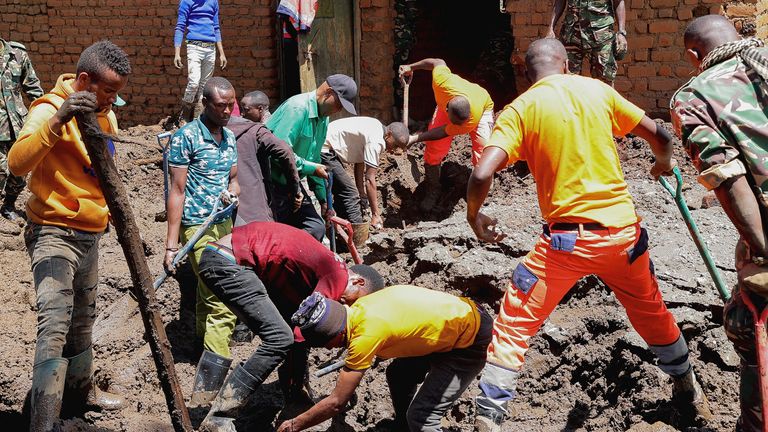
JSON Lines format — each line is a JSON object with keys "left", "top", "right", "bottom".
{"left": 271, "top": 182, "right": 325, "bottom": 241}
{"left": 321, "top": 152, "right": 363, "bottom": 224}
{"left": 198, "top": 250, "right": 294, "bottom": 384}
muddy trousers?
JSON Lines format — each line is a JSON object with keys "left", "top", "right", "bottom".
{"left": 387, "top": 307, "right": 493, "bottom": 431}
{"left": 198, "top": 248, "right": 293, "bottom": 384}
{"left": 0, "top": 139, "right": 26, "bottom": 198}
{"left": 321, "top": 152, "right": 363, "bottom": 224}
{"left": 183, "top": 43, "right": 215, "bottom": 104}
{"left": 725, "top": 284, "right": 767, "bottom": 432}
{"left": 476, "top": 223, "right": 690, "bottom": 417}
{"left": 181, "top": 219, "right": 237, "bottom": 358}
{"left": 271, "top": 182, "right": 325, "bottom": 242}
{"left": 423, "top": 107, "right": 493, "bottom": 167}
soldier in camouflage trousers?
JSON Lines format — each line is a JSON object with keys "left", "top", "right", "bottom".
{"left": 0, "top": 38, "right": 42, "bottom": 221}
{"left": 547, "top": 0, "right": 627, "bottom": 84}
{"left": 671, "top": 15, "right": 768, "bottom": 431}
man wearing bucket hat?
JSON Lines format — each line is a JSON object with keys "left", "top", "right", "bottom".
{"left": 278, "top": 286, "right": 493, "bottom": 432}
{"left": 266, "top": 74, "right": 357, "bottom": 241}
{"left": 195, "top": 220, "right": 384, "bottom": 430}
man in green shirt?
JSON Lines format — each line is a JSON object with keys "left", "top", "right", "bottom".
{"left": 266, "top": 74, "right": 357, "bottom": 241}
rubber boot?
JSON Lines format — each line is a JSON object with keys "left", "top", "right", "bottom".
{"left": 474, "top": 406, "right": 504, "bottom": 432}
{"left": 177, "top": 100, "right": 194, "bottom": 127}
{"left": 672, "top": 368, "right": 713, "bottom": 427}
{"left": 29, "top": 357, "right": 68, "bottom": 432}
{"left": 61, "top": 346, "right": 125, "bottom": 418}
{"left": 419, "top": 163, "right": 441, "bottom": 213}
{"left": 0, "top": 193, "right": 23, "bottom": 222}
{"left": 198, "top": 364, "right": 259, "bottom": 432}
{"left": 351, "top": 222, "right": 369, "bottom": 247}
{"left": 190, "top": 350, "right": 233, "bottom": 407}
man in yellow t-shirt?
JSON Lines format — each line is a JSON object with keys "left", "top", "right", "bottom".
{"left": 399, "top": 58, "right": 494, "bottom": 212}
{"left": 276, "top": 285, "right": 493, "bottom": 432}
{"left": 466, "top": 38, "right": 711, "bottom": 431}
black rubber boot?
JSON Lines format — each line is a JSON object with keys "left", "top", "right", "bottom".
{"left": 190, "top": 350, "right": 233, "bottom": 407}
{"left": 419, "top": 163, "right": 441, "bottom": 212}
{"left": 29, "top": 358, "right": 68, "bottom": 432}
{"left": 0, "top": 193, "right": 23, "bottom": 222}
{"left": 61, "top": 346, "right": 125, "bottom": 418}
{"left": 198, "top": 364, "right": 259, "bottom": 432}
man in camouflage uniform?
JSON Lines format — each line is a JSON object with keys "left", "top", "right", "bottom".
{"left": 0, "top": 38, "right": 42, "bottom": 221}
{"left": 547, "top": 0, "right": 627, "bottom": 84}
{"left": 671, "top": 15, "right": 768, "bottom": 431}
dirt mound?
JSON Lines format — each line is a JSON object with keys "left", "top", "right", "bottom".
{"left": 0, "top": 126, "right": 741, "bottom": 431}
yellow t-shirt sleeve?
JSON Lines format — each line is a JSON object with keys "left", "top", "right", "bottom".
{"left": 345, "top": 335, "right": 382, "bottom": 371}
{"left": 432, "top": 64, "right": 452, "bottom": 91}
{"left": 609, "top": 87, "right": 645, "bottom": 137}
{"left": 486, "top": 106, "right": 525, "bottom": 166}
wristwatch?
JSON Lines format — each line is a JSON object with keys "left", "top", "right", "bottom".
{"left": 618, "top": 30, "right": 627, "bottom": 36}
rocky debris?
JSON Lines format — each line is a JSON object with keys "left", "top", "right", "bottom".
{"left": 699, "top": 327, "right": 740, "bottom": 370}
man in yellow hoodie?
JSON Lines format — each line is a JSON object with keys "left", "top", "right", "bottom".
{"left": 8, "top": 40, "right": 130, "bottom": 432}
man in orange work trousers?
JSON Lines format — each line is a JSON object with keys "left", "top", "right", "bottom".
{"left": 466, "top": 38, "right": 713, "bottom": 431}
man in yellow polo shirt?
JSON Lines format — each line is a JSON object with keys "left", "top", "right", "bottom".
{"left": 276, "top": 285, "right": 493, "bottom": 432}
{"left": 466, "top": 38, "right": 711, "bottom": 431}
{"left": 399, "top": 58, "right": 494, "bottom": 212}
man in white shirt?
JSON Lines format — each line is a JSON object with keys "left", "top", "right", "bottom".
{"left": 322, "top": 117, "right": 408, "bottom": 229}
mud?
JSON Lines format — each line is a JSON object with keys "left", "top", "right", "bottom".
{"left": 0, "top": 126, "right": 741, "bottom": 431}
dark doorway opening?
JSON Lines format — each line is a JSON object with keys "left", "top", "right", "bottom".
{"left": 393, "top": 1, "right": 516, "bottom": 123}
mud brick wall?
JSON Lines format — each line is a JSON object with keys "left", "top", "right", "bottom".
{"left": 505, "top": 0, "right": 757, "bottom": 118}
{"left": 358, "top": 0, "right": 396, "bottom": 124}
{"left": 0, "top": 0, "right": 279, "bottom": 127}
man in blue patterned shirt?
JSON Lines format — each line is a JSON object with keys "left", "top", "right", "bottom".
{"left": 164, "top": 76, "right": 240, "bottom": 406}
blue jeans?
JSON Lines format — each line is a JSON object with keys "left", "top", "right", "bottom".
{"left": 198, "top": 248, "right": 294, "bottom": 384}
{"left": 25, "top": 222, "right": 101, "bottom": 366}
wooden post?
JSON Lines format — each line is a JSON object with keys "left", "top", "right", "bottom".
{"left": 76, "top": 113, "right": 192, "bottom": 432}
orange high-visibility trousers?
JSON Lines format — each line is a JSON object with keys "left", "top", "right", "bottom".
{"left": 486, "top": 223, "right": 681, "bottom": 371}
{"left": 423, "top": 107, "right": 493, "bottom": 167}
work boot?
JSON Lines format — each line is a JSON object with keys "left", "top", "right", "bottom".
{"left": 0, "top": 194, "right": 23, "bottom": 222}
{"left": 190, "top": 350, "right": 233, "bottom": 407}
{"left": 199, "top": 364, "right": 258, "bottom": 432}
{"left": 672, "top": 368, "right": 712, "bottom": 427}
{"left": 351, "top": 222, "right": 369, "bottom": 247}
{"left": 419, "top": 163, "right": 441, "bottom": 212}
{"left": 177, "top": 100, "right": 194, "bottom": 127}
{"left": 61, "top": 346, "right": 125, "bottom": 418}
{"left": 474, "top": 407, "right": 504, "bottom": 432}
{"left": 29, "top": 357, "right": 68, "bottom": 432}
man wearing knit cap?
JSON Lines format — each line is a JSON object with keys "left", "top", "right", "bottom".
{"left": 266, "top": 74, "right": 358, "bottom": 241}
{"left": 278, "top": 285, "right": 493, "bottom": 432}
{"left": 195, "top": 220, "right": 384, "bottom": 431}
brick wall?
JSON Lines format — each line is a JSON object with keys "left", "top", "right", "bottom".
{"left": 505, "top": 0, "right": 757, "bottom": 118}
{"left": 758, "top": 0, "right": 768, "bottom": 39}
{"left": 358, "top": 0, "right": 395, "bottom": 123}
{"left": 0, "top": 0, "right": 278, "bottom": 127}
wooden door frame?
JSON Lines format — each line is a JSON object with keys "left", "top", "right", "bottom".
{"left": 275, "top": 0, "right": 361, "bottom": 110}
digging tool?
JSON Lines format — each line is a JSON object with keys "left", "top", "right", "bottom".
{"left": 75, "top": 113, "right": 192, "bottom": 431}
{"left": 326, "top": 173, "right": 336, "bottom": 253}
{"left": 154, "top": 192, "right": 238, "bottom": 289}
{"left": 661, "top": 167, "right": 768, "bottom": 432}
{"left": 156, "top": 131, "right": 172, "bottom": 200}
{"left": 400, "top": 73, "right": 412, "bottom": 129}
{"left": 329, "top": 216, "right": 363, "bottom": 265}
{"left": 659, "top": 166, "right": 729, "bottom": 301}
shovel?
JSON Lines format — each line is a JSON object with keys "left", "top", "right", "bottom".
{"left": 400, "top": 73, "right": 412, "bottom": 129}
{"left": 661, "top": 166, "right": 768, "bottom": 432}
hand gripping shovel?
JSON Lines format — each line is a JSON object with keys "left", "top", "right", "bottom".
{"left": 661, "top": 167, "right": 768, "bottom": 432}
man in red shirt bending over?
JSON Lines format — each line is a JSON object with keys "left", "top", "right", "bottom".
{"left": 195, "top": 221, "right": 384, "bottom": 431}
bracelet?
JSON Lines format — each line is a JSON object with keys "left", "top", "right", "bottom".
{"left": 166, "top": 247, "right": 179, "bottom": 252}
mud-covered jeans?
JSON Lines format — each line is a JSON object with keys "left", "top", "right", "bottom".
{"left": 386, "top": 306, "right": 493, "bottom": 432}
{"left": 321, "top": 152, "right": 363, "bottom": 224}
{"left": 198, "top": 247, "right": 293, "bottom": 385}
{"left": 271, "top": 182, "right": 325, "bottom": 242}
{"left": 25, "top": 222, "right": 101, "bottom": 366}
{"left": 183, "top": 43, "right": 215, "bottom": 104}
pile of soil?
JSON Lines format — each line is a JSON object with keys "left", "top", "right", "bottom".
{"left": 0, "top": 125, "right": 741, "bottom": 431}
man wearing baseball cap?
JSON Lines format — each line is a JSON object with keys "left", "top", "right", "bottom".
{"left": 278, "top": 285, "right": 493, "bottom": 432}
{"left": 266, "top": 74, "right": 357, "bottom": 241}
